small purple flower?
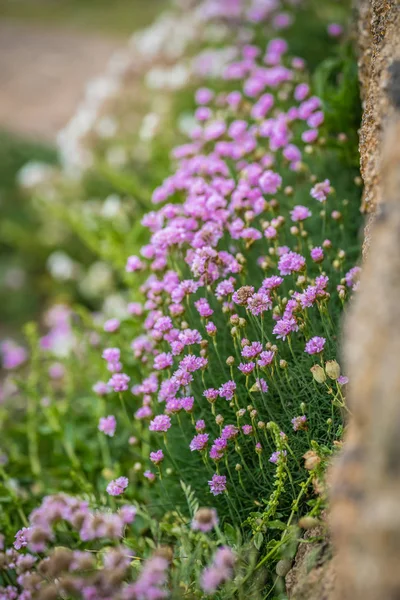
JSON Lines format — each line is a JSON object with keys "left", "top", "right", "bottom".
{"left": 144, "top": 470, "right": 156, "bottom": 482}
{"left": 290, "top": 205, "right": 311, "bottom": 222}
{"left": 126, "top": 255, "right": 143, "bottom": 272}
{"left": 310, "top": 247, "right": 324, "bottom": 262}
{"left": 337, "top": 375, "right": 349, "bottom": 385}
{"left": 108, "top": 373, "right": 130, "bottom": 392}
{"left": 150, "top": 450, "right": 164, "bottom": 465}
{"left": 92, "top": 381, "right": 111, "bottom": 396}
{"left": 153, "top": 352, "right": 173, "bottom": 370}
{"left": 104, "top": 318, "right": 120, "bottom": 333}
{"left": 14, "top": 527, "right": 30, "bottom": 550}
{"left": 195, "top": 419, "right": 206, "bottom": 432}
{"left": 149, "top": 414, "right": 171, "bottom": 433}
{"left": 259, "top": 170, "right": 282, "bottom": 194}
{"left": 190, "top": 433, "right": 209, "bottom": 452}
{"left": 218, "top": 380, "right": 236, "bottom": 401}
{"left": 291, "top": 416, "right": 307, "bottom": 431}
{"left": 106, "top": 476, "right": 129, "bottom": 496}
{"left": 305, "top": 336, "right": 326, "bottom": 355}
{"left": 310, "top": 179, "right": 331, "bottom": 202}
{"left": 98, "top": 415, "right": 116, "bottom": 437}
{"left": 208, "top": 474, "right": 227, "bottom": 496}
{"left": 327, "top": 23, "right": 343, "bottom": 37}
{"left": 238, "top": 362, "right": 255, "bottom": 375}
{"left": 278, "top": 251, "right": 306, "bottom": 276}
{"left": 192, "top": 507, "right": 218, "bottom": 533}
{"left": 269, "top": 450, "right": 287, "bottom": 464}
{"left": 242, "top": 425, "right": 253, "bottom": 435}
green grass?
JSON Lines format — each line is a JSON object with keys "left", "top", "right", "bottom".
{"left": 0, "top": 131, "right": 58, "bottom": 333}
{"left": 0, "top": 0, "right": 165, "bottom": 37}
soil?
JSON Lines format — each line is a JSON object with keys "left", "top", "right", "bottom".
{"left": 0, "top": 20, "right": 122, "bottom": 141}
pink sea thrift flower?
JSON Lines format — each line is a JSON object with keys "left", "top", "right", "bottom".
{"left": 150, "top": 450, "right": 164, "bottom": 465}
{"left": 98, "top": 415, "right": 116, "bottom": 437}
{"left": 259, "top": 170, "right": 282, "bottom": 194}
{"left": 305, "top": 336, "right": 326, "bottom": 355}
{"left": 106, "top": 476, "right": 128, "bottom": 496}
{"left": 149, "top": 414, "right": 171, "bottom": 433}
{"left": 290, "top": 205, "right": 311, "bottom": 222}
{"left": 126, "top": 255, "right": 143, "bottom": 272}
{"left": 104, "top": 318, "right": 120, "bottom": 332}
{"left": 310, "top": 247, "right": 324, "bottom": 262}
{"left": 192, "top": 508, "right": 218, "bottom": 533}
{"left": 208, "top": 474, "right": 227, "bottom": 496}
{"left": 108, "top": 373, "right": 130, "bottom": 392}
{"left": 144, "top": 470, "right": 156, "bottom": 482}
{"left": 310, "top": 179, "right": 331, "bottom": 202}
{"left": 278, "top": 251, "right": 305, "bottom": 276}
{"left": 327, "top": 23, "right": 343, "bottom": 37}
{"left": 269, "top": 450, "right": 287, "bottom": 464}
{"left": 190, "top": 433, "right": 209, "bottom": 451}
{"left": 1, "top": 341, "right": 27, "bottom": 370}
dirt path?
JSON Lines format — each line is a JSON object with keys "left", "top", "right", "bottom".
{"left": 0, "top": 21, "right": 123, "bottom": 141}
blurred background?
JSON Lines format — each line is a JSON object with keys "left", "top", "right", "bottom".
{"left": 0, "top": 0, "right": 165, "bottom": 336}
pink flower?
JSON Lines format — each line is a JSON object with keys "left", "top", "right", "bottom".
{"left": 104, "top": 318, "right": 120, "bottom": 333}
{"left": 247, "top": 292, "right": 272, "bottom": 315}
{"left": 290, "top": 205, "right": 311, "bottom": 222}
{"left": 327, "top": 23, "right": 343, "bottom": 37}
{"left": 257, "top": 350, "right": 275, "bottom": 367}
{"left": 305, "top": 336, "right": 326, "bottom": 355}
{"left": 126, "top": 255, "right": 143, "bottom": 272}
{"left": 238, "top": 362, "right": 255, "bottom": 375}
{"left": 278, "top": 251, "right": 306, "bottom": 276}
{"left": 106, "top": 476, "right": 128, "bottom": 496}
{"left": 208, "top": 474, "right": 227, "bottom": 496}
{"left": 153, "top": 352, "right": 173, "bottom": 370}
{"left": 192, "top": 508, "right": 218, "bottom": 533}
{"left": 1, "top": 341, "right": 27, "bottom": 370}
{"left": 108, "top": 373, "right": 130, "bottom": 392}
{"left": 310, "top": 247, "right": 324, "bottom": 262}
{"left": 144, "top": 470, "right": 156, "bottom": 482}
{"left": 150, "top": 450, "right": 164, "bottom": 465}
{"left": 195, "top": 419, "right": 206, "bottom": 432}
{"left": 259, "top": 170, "right": 282, "bottom": 194}
{"left": 292, "top": 415, "right": 307, "bottom": 431}
{"left": 242, "top": 425, "right": 253, "bottom": 435}
{"left": 218, "top": 380, "right": 236, "bottom": 401}
{"left": 149, "top": 414, "right": 171, "bottom": 433}
{"left": 98, "top": 415, "right": 116, "bottom": 437}
{"left": 190, "top": 433, "right": 209, "bottom": 451}
{"left": 310, "top": 179, "right": 331, "bottom": 202}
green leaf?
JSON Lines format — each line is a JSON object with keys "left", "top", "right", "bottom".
{"left": 254, "top": 532, "right": 264, "bottom": 550}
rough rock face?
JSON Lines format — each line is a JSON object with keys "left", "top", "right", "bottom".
{"left": 329, "top": 3, "right": 400, "bottom": 600}
{"left": 356, "top": 0, "right": 400, "bottom": 251}
{"left": 288, "top": 3, "right": 400, "bottom": 598}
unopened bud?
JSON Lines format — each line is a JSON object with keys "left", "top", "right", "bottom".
{"left": 310, "top": 364, "right": 326, "bottom": 383}
{"left": 238, "top": 318, "right": 246, "bottom": 328}
{"left": 325, "top": 360, "right": 340, "bottom": 380}
{"left": 215, "top": 414, "right": 224, "bottom": 425}
{"left": 226, "top": 356, "right": 235, "bottom": 366}
{"left": 298, "top": 516, "right": 320, "bottom": 529}
{"left": 230, "top": 314, "right": 239, "bottom": 325}
{"left": 279, "top": 359, "right": 288, "bottom": 369}
{"left": 235, "top": 463, "right": 242, "bottom": 471}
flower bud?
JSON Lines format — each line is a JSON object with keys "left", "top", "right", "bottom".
{"left": 238, "top": 318, "right": 246, "bottom": 328}
{"left": 230, "top": 314, "right": 239, "bottom": 325}
{"left": 279, "top": 359, "right": 288, "bottom": 369}
{"left": 325, "top": 360, "right": 340, "bottom": 380}
{"left": 215, "top": 414, "right": 224, "bottom": 426}
{"left": 226, "top": 356, "right": 235, "bottom": 366}
{"left": 310, "top": 364, "right": 326, "bottom": 383}
{"left": 276, "top": 559, "right": 292, "bottom": 577}
{"left": 235, "top": 463, "right": 242, "bottom": 471}
{"left": 298, "top": 516, "right": 320, "bottom": 529}
{"left": 258, "top": 421, "right": 265, "bottom": 429}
